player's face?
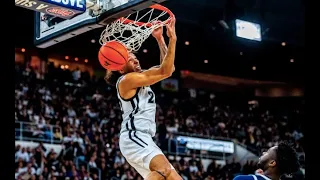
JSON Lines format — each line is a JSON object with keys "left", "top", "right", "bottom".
{"left": 257, "top": 146, "right": 277, "bottom": 171}
{"left": 125, "top": 53, "right": 142, "bottom": 73}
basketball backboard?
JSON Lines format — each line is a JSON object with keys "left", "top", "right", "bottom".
{"left": 33, "top": 0, "right": 167, "bottom": 48}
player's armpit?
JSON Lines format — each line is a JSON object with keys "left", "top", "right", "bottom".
{"left": 120, "top": 67, "right": 172, "bottom": 90}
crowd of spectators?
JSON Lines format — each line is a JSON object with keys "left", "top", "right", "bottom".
{"left": 15, "top": 62, "right": 305, "bottom": 180}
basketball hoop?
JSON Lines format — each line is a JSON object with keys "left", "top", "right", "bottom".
{"left": 99, "top": 4, "right": 175, "bottom": 52}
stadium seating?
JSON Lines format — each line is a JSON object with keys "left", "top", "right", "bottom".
{"left": 15, "top": 62, "right": 304, "bottom": 180}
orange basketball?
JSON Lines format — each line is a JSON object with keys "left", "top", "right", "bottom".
{"left": 98, "top": 41, "right": 128, "bottom": 71}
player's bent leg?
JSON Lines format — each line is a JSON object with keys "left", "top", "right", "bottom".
{"left": 145, "top": 171, "right": 166, "bottom": 180}
{"left": 149, "top": 154, "right": 182, "bottom": 180}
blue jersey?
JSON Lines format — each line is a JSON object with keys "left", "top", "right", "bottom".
{"left": 234, "top": 174, "right": 271, "bottom": 180}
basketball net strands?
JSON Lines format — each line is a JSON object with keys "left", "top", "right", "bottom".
{"left": 99, "top": 4, "right": 174, "bottom": 52}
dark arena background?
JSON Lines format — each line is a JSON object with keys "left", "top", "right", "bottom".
{"left": 15, "top": 0, "right": 304, "bottom": 179}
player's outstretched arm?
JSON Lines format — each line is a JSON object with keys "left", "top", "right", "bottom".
{"left": 159, "top": 18, "right": 177, "bottom": 75}
{"left": 152, "top": 25, "right": 168, "bottom": 64}
{"left": 151, "top": 25, "right": 175, "bottom": 73}
{"left": 120, "top": 18, "right": 177, "bottom": 90}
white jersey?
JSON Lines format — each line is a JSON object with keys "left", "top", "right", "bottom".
{"left": 116, "top": 75, "right": 157, "bottom": 137}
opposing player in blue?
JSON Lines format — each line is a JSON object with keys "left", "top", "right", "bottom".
{"left": 104, "top": 18, "right": 181, "bottom": 180}
{"left": 233, "top": 142, "right": 300, "bottom": 180}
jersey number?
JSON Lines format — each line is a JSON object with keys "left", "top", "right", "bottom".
{"left": 147, "top": 91, "right": 155, "bottom": 103}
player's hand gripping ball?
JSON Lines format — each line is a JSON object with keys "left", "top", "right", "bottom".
{"left": 98, "top": 41, "right": 129, "bottom": 71}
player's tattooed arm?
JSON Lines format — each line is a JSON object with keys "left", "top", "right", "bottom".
{"left": 156, "top": 36, "right": 168, "bottom": 64}
{"left": 152, "top": 25, "right": 168, "bottom": 64}
{"left": 155, "top": 37, "right": 175, "bottom": 72}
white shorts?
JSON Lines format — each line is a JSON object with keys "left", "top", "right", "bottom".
{"left": 119, "top": 130, "right": 168, "bottom": 178}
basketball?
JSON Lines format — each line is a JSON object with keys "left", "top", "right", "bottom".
{"left": 98, "top": 41, "right": 129, "bottom": 71}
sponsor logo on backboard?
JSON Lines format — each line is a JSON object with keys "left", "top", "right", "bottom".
{"left": 46, "top": 7, "right": 75, "bottom": 17}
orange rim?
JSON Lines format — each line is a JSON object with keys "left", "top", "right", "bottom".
{"left": 118, "top": 4, "right": 175, "bottom": 27}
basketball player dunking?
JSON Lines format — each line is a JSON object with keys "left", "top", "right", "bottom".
{"left": 104, "top": 18, "right": 182, "bottom": 180}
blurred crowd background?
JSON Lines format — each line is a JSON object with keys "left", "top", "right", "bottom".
{"left": 15, "top": 61, "right": 305, "bottom": 180}
{"left": 14, "top": 0, "right": 305, "bottom": 178}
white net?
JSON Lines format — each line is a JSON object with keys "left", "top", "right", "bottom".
{"left": 99, "top": 5, "right": 173, "bottom": 52}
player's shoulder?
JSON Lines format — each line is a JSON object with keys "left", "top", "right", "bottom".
{"left": 117, "top": 72, "right": 143, "bottom": 86}
{"left": 119, "top": 71, "right": 142, "bottom": 80}
{"left": 117, "top": 73, "right": 147, "bottom": 89}
{"left": 120, "top": 66, "right": 158, "bottom": 80}
{"left": 233, "top": 174, "right": 271, "bottom": 180}
{"left": 116, "top": 74, "right": 125, "bottom": 86}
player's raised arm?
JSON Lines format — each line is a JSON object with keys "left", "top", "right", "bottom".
{"left": 120, "top": 18, "right": 177, "bottom": 90}
{"left": 159, "top": 18, "right": 176, "bottom": 74}
{"left": 152, "top": 25, "right": 168, "bottom": 64}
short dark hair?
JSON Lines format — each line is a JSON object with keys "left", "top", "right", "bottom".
{"left": 276, "top": 141, "right": 300, "bottom": 176}
{"left": 104, "top": 70, "right": 122, "bottom": 86}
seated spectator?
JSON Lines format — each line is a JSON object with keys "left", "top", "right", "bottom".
{"left": 14, "top": 62, "right": 304, "bottom": 180}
